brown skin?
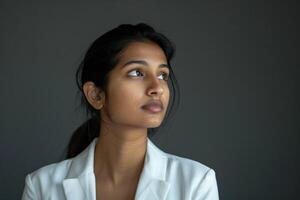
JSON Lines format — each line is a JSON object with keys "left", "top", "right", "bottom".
{"left": 83, "top": 41, "right": 170, "bottom": 200}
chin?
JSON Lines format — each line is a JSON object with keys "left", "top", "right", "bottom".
{"left": 144, "top": 120, "right": 163, "bottom": 128}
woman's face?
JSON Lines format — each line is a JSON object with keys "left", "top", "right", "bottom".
{"left": 100, "top": 41, "right": 170, "bottom": 128}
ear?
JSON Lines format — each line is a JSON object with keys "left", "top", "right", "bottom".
{"left": 82, "top": 81, "right": 105, "bottom": 110}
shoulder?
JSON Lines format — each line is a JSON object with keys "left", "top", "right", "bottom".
{"left": 22, "top": 159, "right": 73, "bottom": 199}
{"left": 29, "top": 158, "right": 72, "bottom": 183}
{"left": 149, "top": 142, "right": 214, "bottom": 178}
{"left": 164, "top": 152, "right": 216, "bottom": 180}
{"left": 21, "top": 139, "right": 96, "bottom": 200}
{"left": 167, "top": 152, "right": 211, "bottom": 172}
{"left": 162, "top": 152, "right": 219, "bottom": 199}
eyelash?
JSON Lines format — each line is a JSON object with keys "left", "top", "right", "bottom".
{"left": 128, "top": 69, "right": 169, "bottom": 81}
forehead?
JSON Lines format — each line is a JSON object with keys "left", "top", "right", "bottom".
{"left": 117, "top": 41, "right": 167, "bottom": 64}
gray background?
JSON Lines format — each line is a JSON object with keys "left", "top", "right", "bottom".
{"left": 0, "top": 0, "right": 299, "bottom": 199}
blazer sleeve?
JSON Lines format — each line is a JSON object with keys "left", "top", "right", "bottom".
{"left": 193, "top": 169, "right": 220, "bottom": 200}
{"left": 21, "top": 174, "right": 37, "bottom": 200}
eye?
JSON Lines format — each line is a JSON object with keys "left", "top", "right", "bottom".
{"left": 158, "top": 72, "right": 169, "bottom": 81}
{"left": 128, "top": 69, "right": 144, "bottom": 77}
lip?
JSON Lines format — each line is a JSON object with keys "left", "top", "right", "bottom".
{"left": 141, "top": 100, "right": 163, "bottom": 113}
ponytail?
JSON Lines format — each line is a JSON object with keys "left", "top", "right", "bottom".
{"left": 66, "top": 116, "right": 100, "bottom": 159}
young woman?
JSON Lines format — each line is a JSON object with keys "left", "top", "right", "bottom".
{"left": 21, "top": 23, "right": 219, "bottom": 200}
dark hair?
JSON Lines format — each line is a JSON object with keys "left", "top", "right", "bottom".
{"left": 66, "top": 23, "right": 180, "bottom": 159}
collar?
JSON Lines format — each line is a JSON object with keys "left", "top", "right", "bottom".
{"left": 62, "top": 137, "right": 170, "bottom": 200}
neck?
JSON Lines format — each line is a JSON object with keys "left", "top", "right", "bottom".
{"left": 94, "top": 123, "right": 147, "bottom": 186}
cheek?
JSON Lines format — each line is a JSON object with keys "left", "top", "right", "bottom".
{"left": 106, "top": 82, "right": 143, "bottom": 114}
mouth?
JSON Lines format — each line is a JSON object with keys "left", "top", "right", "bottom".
{"left": 141, "top": 101, "right": 163, "bottom": 113}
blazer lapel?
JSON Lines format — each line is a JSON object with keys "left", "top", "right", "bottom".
{"left": 62, "top": 139, "right": 97, "bottom": 200}
{"left": 63, "top": 173, "right": 96, "bottom": 200}
{"left": 134, "top": 179, "right": 170, "bottom": 200}
{"left": 134, "top": 139, "right": 170, "bottom": 200}
{"left": 62, "top": 178, "right": 85, "bottom": 200}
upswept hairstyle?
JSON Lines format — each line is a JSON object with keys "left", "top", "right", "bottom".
{"left": 66, "top": 23, "right": 180, "bottom": 159}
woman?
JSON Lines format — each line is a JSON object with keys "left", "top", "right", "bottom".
{"left": 21, "top": 23, "right": 219, "bottom": 200}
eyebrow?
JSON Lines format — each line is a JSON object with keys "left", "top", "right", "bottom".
{"left": 122, "top": 60, "right": 169, "bottom": 69}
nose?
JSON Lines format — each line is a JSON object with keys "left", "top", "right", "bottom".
{"left": 146, "top": 75, "right": 164, "bottom": 97}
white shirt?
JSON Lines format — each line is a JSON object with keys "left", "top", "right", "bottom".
{"left": 22, "top": 137, "right": 219, "bottom": 200}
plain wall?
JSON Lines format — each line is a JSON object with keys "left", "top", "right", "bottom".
{"left": 0, "top": 0, "right": 299, "bottom": 199}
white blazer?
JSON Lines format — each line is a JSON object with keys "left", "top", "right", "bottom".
{"left": 22, "top": 137, "right": 219, "bottom": 200}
